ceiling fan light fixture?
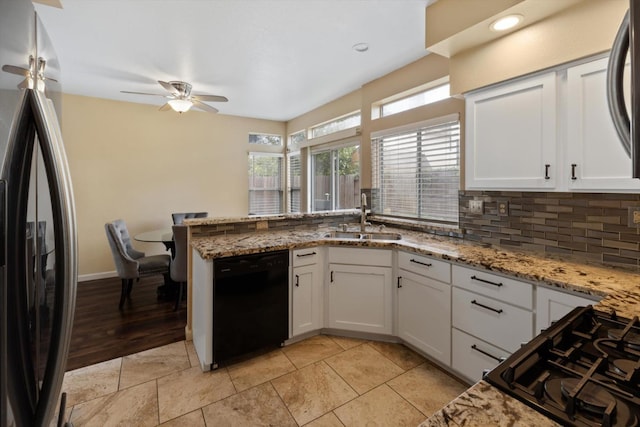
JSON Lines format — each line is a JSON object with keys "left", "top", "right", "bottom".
{"left": 168, "top": 99, "right": 192, "bottom": 113}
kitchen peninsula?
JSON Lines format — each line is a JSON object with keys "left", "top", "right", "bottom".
{"left": 184, "top": 212, "right": 640, "bottom": 426}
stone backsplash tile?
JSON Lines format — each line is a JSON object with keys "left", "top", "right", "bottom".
{"left": 460, "top": 191, "right": 640, "bottom": 268}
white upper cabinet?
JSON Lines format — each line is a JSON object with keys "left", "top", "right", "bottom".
{"left": 465, "top": 55, "right": 639, "bottom": 192}
{"left": 465, "top": 72, "right": 558, "bottom": 190}
{"left": 566, "top": 57, "right": 640, "bottom": 192}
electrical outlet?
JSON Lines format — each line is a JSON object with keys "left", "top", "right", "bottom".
{"left": 497, "top": 200, "right": 509, "bottom": 216}
{"left": 469, "top": 200, "right": 484, "bottom": 214}
{"left": 629, "top": 207, "right": 640, "bottom": 227}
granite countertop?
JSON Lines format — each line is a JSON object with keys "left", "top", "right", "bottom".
{"left": 189, "top": 225, "right": 639, "bottom": 426}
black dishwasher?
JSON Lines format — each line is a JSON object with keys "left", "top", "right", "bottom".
{"left": 212, "top": 250, "right": 289, "bottom": 367}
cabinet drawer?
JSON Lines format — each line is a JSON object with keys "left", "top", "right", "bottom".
{"left": 292, "top": 247, "right": 321, "bottom": 267}
{"left": 327, "top": 247, "right": 392, "bottom": 267}
{"left": 452, "top": 328, "right": 509, "bottom": 384}
{"left": 452, "top": 265, "right": 533, "bottom": 309}
{"left": 398, "top": 251, "right": 451, "bottom": 283}
{"left": 452, "top": 287, "right": 533, "bottom": 353}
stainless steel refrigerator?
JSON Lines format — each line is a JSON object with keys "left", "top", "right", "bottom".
{"left": 608, "top": 0, "right": 640, "bottom": 179}
{"left": 0, "top": 0, "right": 77, "bottom": 426}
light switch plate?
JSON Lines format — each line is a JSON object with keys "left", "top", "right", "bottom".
{"left": 469, "top": 200, "right": 483, "bottom": 214}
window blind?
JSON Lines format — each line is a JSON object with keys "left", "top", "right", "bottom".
{"left": 372, "top": 119, "right": 460, "bottom": 224}
{"left": 248, "top": 153, "right": 283, "bottom": 215}
{"left": 288, "top": 152, "right": 301, "bottom": 213}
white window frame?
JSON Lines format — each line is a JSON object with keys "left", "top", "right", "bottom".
{"left": 310, "top": 140, "right": 360, "bottom": 212}
{"left": 371, "top": 114, "right": 460, "bottom": 224}
{"left": 287, "top": 151, "right": 302, "bottom": 213}
{"left": 248, "top": 152, "right": 284, "bottom": 215}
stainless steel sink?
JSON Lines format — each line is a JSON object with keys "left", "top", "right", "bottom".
{"left": 361, "top": 232, "right": 402, "bottom": 241}
{"left": 324, "top": 231, "right": 363, "bottom": 239}
{"left": 324, "top": 231, "right": 402, "bottom": 241}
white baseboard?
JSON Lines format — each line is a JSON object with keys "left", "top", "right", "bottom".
{"left": 78, "top": 271, "right": 118, "bottom": 282}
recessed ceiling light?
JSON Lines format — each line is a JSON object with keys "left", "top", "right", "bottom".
{"left": 352, "top": 42, "right": 369, "bottom": 53}
{"left": 490, "top": 14, "right": 523, "bottom": 32}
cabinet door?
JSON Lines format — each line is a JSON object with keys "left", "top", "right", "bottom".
{"left": 452, "top": 328, "right": 509, "bottom": 384}
{"left": 566, "top": 57, "right": 640, "bottom": 191}
{"left": 397, "top": 270, "right": 451, "bottom": 366}
{"left": 535, "top": 286, "right": 600, "bottom": 335}
{"left": 452, "top": 287, "right": 533, "bottom": 353}
{"left": 291, "top": 263, "right": 323, "bottom": 337}
{"left": 327, "top": 264, "right": 392, "bottom": 334}
{"left": 465, "top": 72, "right": 557, "bottom": 190}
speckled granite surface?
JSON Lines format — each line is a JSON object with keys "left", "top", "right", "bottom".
{"left": 191, "top": 225, "right": 639, "bottom": 317}
{"left": 189, "top": 224, "right": 639, "bottom": 426}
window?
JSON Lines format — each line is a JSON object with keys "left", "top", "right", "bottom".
{"left": 288, "top": 152, "right": 301, "bottom": 213}
{"left": 309, "top": 112, "right": 361, "bottom": 139}
{"left": 311, "top": 143, "right": 360, "bottom": 211}
{"left": 249, "top": 133, "right": 283, "bottom": 146}
{"left": 372, "top": 116, "right": 460, "bottom": 224}
{"left": 248, "top": 153, "right": 283, "bottom": 215}
{"left": 380, "top": 84, "right": 450, "bottom": 117}
{"left": 289, "top": 130, "right": 306, "bottom": 145}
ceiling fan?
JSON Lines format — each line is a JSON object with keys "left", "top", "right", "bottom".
{"left": 121, "top": 80, "right": 228, "bottom": 113}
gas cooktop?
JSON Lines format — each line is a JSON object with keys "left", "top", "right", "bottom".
{"left": 485, "top": 306, "right": 640, "bottom": 427}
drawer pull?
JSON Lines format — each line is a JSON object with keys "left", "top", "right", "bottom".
{"left": 295, "top": 274, "right": 299, "bottom": 287}
{"left": 296, "top": 251, "right": 317, "bottom": 258}
{"left": 330, "top": 271, "right": 334, "bottom": 283}
{"left": 410, "top": 259, "right": 432, "bottom": 267}
{"left": 471, "top": 344, "right": 503, "bottom": 362}
{"left": 471, "top": 300, "right": 503, "bottom": 314}
{"left": 397, "top": 276, "right": 402, "bottom": 288}
{"left": 471, "top": 275, "right": 503, "bottom": 287}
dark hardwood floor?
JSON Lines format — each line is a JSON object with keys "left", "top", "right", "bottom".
{"left": 66, "top": 275, "right": 187, "bottom": 371}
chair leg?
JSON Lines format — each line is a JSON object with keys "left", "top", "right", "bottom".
{"left": 119, "top": 279, "right": 127, "bottom": 310}
{"left": 126, "top": 278, "right": 134, "bottom": 297}
{"left": 174, "top": 282, "right": 184, "bottom": 311}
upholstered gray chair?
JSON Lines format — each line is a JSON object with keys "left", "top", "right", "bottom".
{"left": 171, "top": 212, "right": 207, "bottom": 225}
{"left": 105, "top": 219, "right": 170, "bottom": 309}
{"left": 170, "top": 225, "right": 188, "bottom": 311}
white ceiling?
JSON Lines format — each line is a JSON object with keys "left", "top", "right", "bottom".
{"left": 34, "top": 0, "right": 433, "bottom": 122}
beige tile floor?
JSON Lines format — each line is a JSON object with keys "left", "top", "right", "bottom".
{"left": 58, "top": 334, "right": 468, "bottom": 426}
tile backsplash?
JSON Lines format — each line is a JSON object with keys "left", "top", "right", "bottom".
{"left": 459, "top": 191, "right": 640, "bottom": 267}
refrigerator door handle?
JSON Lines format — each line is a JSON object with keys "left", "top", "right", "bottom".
{"left": 607, "top": 9, "right": 631, "bottom": 158}
{"left": 29, "top": 89, "right": 77, "bottom": 426}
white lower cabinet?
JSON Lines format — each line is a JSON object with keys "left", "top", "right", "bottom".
{"left": 328, "top": 263, "right": 392, "bottom": 334}
{"left": 452, "top": 328, "right": 509, "bottom": 383}
{"left": 452, "top": 287, "right": 533, "bottom": 353}
{"left": 291, "top": 248, "right": 323, "bottom": 337}
{"left": 451, "top": 265, "right": 534, "bottom": 383}
{"left": 535, "top": 286, "right": 601, "bottom": 335}
{"left": 397, "top": 269, "right": 451, "bottom": 366}
{"left": 327, "top": 248, "right": 392, "bottom": 335}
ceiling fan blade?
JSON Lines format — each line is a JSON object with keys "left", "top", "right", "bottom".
{"left": 192, "top": 94, "right": 228, "bottom": 103}
{"left": 158, "top": 80, "right": 180, "bottom": 96}
{"left": 2, "top": 64, "right": 30, "bottom": 76}
{"left": 159, "top": 103, "right": 172, "bottom": 112}
{"left": 192, "top": 99, "right": 218, "bottom": 113}
{"left": 121, "top": 90, "right": 167, "bottom": 97}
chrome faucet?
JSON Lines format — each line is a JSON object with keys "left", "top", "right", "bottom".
{"left": 360, "top": 193, "right": 371, "bottom": 232}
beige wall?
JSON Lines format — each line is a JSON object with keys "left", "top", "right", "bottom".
{"left": 449, "top": 0, "right": 627, "bottom": 94}
{"left": 62, "top": 94, "right": 284, "bottom": 277}
{"left": 286, "top": 54, "right": 463, "bottom": 190}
